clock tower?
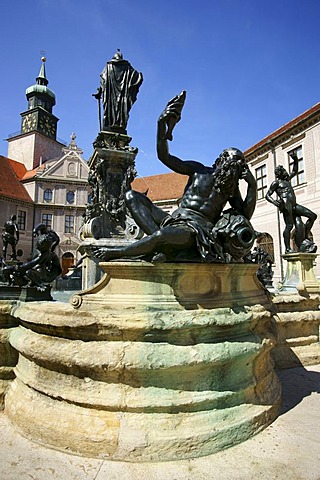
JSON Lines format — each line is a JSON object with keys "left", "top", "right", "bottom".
{"left": 7, "top": 57, "right": 64, "bottom": 170}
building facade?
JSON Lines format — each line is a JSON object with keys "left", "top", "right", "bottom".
{"left": 1, "top": 58, "right": 90, "bottom": 273}
{"left": 244, "top": 103, "right": 320, "bottom": 283}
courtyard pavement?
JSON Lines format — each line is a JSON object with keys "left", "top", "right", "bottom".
{"left": 0, "top": 365, "right": 320, "bottom": 480}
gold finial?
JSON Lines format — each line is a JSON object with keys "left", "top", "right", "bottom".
{"left": 40, "top": 50, "right": 46, "bottom": 62}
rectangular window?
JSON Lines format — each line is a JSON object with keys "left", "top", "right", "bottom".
{"left": 65, "top": 215, "right": 74, "bottom": 233}
{"left": 255, "top": 164, "right": 268, "bottom": 200}
{"left": 17, "top": 210, "right": 26, "bottom": 230}
{"left": 42, "top": 213, "right": 52, "bottom": 229}
{"left": 288, "top": 146, "right": 304, "bottom": 187}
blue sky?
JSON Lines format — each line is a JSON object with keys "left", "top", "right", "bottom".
{"left": 1, "top": 0, "right": 320, "bottom": 178}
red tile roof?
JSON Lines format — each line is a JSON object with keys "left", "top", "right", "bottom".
{"left": 9, "top": 159, "right": 27, "bottom": 180}
{"left": 132, "top": 172, "right": 188, "bottom": 202}
{"left": 20, "top": 164, "right": 45, "bottom": 181}
{"left": 0, "top": 156, "right": 33, "bottom": 203}
{"left": 245, "top": 102, "right": 320, "bottom": 156}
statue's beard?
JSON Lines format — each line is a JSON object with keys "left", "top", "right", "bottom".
{"left": 214, "top": 162, "right": 240, "bottom": 194}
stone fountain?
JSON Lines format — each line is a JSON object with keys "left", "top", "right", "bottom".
{"left": 1, "top": 53, "right": 282, "bottom": 462}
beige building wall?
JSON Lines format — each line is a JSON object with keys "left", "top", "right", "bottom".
{"left": 245, "top": 117, "right": 320, "bottom": 285}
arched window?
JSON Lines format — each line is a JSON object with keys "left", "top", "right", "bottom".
{"left": 256, "top": 233, "right": 274, "bottom": 262}
{"left": 43, "top": 188, "right": 53, "bottom": 203}
{"left": 66, "top": 191, "right": 75, "bottom": 204}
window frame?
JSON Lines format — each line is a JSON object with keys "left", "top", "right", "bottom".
{"left": 17, "top": 210, "right": 26, "bottom": 231}
{"left": 65, "top": 214, "right": 74, "bottom": 233}
{"left": 255, "top": 164, "right": 268, "bottom": 200}
{"left": 66, "top": 190, "right": 75, "bottom": 204}
{"left": 43, "top": 188, "right": 53, "bottom": 203}
{"left": 288, "top": 146, "right": 304, "bottom": 187}
{"left": 41, "top": 213, "right": 53, "bottom": 229}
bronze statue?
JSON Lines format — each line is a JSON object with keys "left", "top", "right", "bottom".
{"left": 265, "top": 154, "right": 317, "bottom": 253}
{"left": 2, "top": 215, "right": 19, "bottom": 260}
{"left": 3, "top": 229, "right": 61, "bottom": 289}
{"left": 249, "top": 246, "right": 274, "bottom": 287}
{"left": 93, "top": 92, "right": 257, "bottom": 263}
{"left": 93, "top": 49, "right": 143, "bottom": 134}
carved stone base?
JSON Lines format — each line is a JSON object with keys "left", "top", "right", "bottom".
{"left": 6, "top": 262, "right": 281, "bottom": 462}
{"left": 279, "top": 253, "right": 320, "bottom": 294}
{"left": 82, "top": 132, "right": 138, "bottom": 241}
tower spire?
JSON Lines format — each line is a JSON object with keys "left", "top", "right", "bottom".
{"left": 36, "top": 56, "right": 49, "bottom": 87}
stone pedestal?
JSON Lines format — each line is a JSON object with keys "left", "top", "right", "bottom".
{"left": 79, "top": 131, "right": 141, "bottom": 289}
{"left": 279, "top": 253, "right": 320, "bottom": 294}
{"left": 272, "top": 291, "right": 320, "bottom": 369}
{"left": 0, "top": 301, "right": 18, "bottom": 408}
{"left": 5, "top": 262, "right": 281, "bottom": 462}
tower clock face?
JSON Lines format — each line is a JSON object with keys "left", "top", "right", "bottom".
{"left": 22, "top": 113, "right": 37, "bottom": 133}
{"left": 39, "top": 116, "right": 56, "bottom": 137}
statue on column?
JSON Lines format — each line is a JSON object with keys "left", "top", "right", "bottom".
{"left": 93, "top": 49, "right": 143, "bottom": 134}
{"left": 2, "top": 215, "right": 19, "bottom": 260}
{"left": 265, "top": 153, "right": 317, "bottom": 253}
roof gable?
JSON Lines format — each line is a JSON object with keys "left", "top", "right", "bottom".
{"left": 40, "top": 150, "right": 89, "bottom": 180}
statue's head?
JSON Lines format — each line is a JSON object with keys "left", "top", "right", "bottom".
{"left": 112, "top": 49, "right": 123, "bottom": 61}
{"left": 213, "top": 148, "right": 246, "bottom": 194}
{"left": 275, "top": 165, "right": 289, "bottom": 180}
{"left": 10, "top": 215, "right": 17, "bottom": 221}
{"left": 215, "top": 148, "right": 245, "bottom": 174}
{"left": 33, "top": 223, "right": 47, "bottom": 237}
{"left": 37, "top": 234, "right": 52, "bottom": 253}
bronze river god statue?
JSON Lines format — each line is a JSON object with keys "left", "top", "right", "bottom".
{"left": 94, "top": 92, "right": 258, "bottom": 263}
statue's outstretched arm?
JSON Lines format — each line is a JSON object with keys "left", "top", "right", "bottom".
{"left": 288, "top": 152, "right": 299, "bottom": 180}
{"left": 157, "top": 92, "right": 203, "bottom": 176}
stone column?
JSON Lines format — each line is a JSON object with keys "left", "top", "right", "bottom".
{"left": 79, "top": 131, "right": 141, "bottom": 289}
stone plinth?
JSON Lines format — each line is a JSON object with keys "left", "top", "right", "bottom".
{"left": 272, "top": 292, "right": 320, "bottom": 369}
{"left": 0, "top": 301, "right": 18, "bottom": 408}
{"left": 279, "top": 253, "right": 320, "bottom": 294}
{"left": 5, "top": 262, "right": 281, "bottom": 461}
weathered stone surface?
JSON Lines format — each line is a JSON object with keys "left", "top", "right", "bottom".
{"left": 272, "top": 292, "right": 320, "bottom": 368}
{"left": 6, "top": 262, "right": 281, "bottom": 461}
{"left": 0, "top": 301, "right": 18, "bottom": 408}
{"left": 279, "top": 253, "right": 320, "bottom": 294}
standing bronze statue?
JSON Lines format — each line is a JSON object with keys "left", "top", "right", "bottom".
{"left": 265, "top": 153, "right": 317, "bottom": 253}
{"left": 93, "top": 49, "right": 143, "bottom": 134}
{"left": 2, "top": 215, "right": 19, "bottom": 260}
{"left": 94, "top": 92, "right": 257, "bottom": 263}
